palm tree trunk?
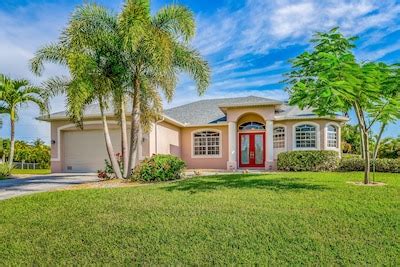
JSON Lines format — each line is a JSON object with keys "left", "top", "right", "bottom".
{"left": 120, "top": 100, "right": 129, "bottom": 178}
{"left": 127, "top": 78, "right": 140, "bottom": 176}
{"left": 100, "top": 103, "right": 122, "bottom": 179}
{"left": 8, "top": 111, "right": 15, "bottom": 168}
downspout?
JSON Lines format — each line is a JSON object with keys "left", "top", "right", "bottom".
{"left": 154, "top": 117, "right": 165, "bottom": 154}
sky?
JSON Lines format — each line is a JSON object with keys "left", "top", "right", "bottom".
{"left": 0, "top": 0, "right": 399, "bottom": 143}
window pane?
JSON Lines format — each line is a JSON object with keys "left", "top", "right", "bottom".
{"left": 241, "top": 135, "right": 249, "bottom": 164}
{"left": 273, "top": 127, "right": 285, "bottom": 148}
{"left": 327, "top": 125, "right": 337, "bottom": 148}
{"left": 193, "top": 131, "right": 220, "bottom": 156}
{"left": 295, "top": 124, "right": 316, "bottom": 148}
{"left": 255, "top": 134, "right": 264, "bottom": 164}
{"left": 239, "top": 122, "right": 265, "bottom": 130}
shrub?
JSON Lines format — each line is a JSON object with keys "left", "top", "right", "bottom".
{"left": 338, "top": 158, "right": 400, "bottom": 173}
{"left": 0, "top": 163, "right": 12, "bottom": 178}
{"left": 97, "top": 154, "right": 124, "bottom": 180}
{"left": 277, "top": 150, "right": 340, "bottom": 171}
{"left": 131, "top": 154, "right": 186, "bottom": 182}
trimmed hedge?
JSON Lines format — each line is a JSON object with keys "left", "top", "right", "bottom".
{"left": 277, "top": 150, "right": 340, "bottom": 171}
{"left": 338, "top": 158, "right": 400, "bottom": 173}
{"left": 131, "top": 154, "right": 186, "bottom": 182}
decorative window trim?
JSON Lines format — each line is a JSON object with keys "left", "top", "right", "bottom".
{"left": 324, "top": 122, "right": 340, "bottom": 151}
{"left": 292, "top": 121, "right": 320, "bottom": 150}
{"left": 238, "top": 121, "right": 265, "bottom": 131}
{"left": 273, "top": 124, "right": 287, "bottom": 150}
{"left": 191, "top": 129, "right": 222, "bottom": 158}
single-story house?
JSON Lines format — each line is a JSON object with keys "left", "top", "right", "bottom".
{"left": 39, "top": 96, "right": 348, "bottom": 173}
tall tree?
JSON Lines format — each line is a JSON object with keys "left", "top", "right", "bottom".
{"left": 118, "top": 0, "right": 210, "bottom": 176}
{"left": 31, "top": 4, "right": 126, "bottom": 178}
{"left": 370, "top": 64, "right": 400, "bottom": 161}
{"left": 0, "top": 74, "right": 48, "bottom": 167}
{"left": 285, "top": 27, "right": 399, "bottom": 184}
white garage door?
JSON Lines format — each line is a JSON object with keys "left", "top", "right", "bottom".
{"left": 63, "top": 129, "right": 121, "bottom": 172}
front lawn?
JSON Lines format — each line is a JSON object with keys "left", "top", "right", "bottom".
{"left": 11, "top": 169, "right": 51, "bottom": 175}
{"left": 0, "top": 172, "right": 398, "bottom": 265}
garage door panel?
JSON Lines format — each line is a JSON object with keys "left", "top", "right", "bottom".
{"left": 63, "top": 129, "right": 121, "bottom": 172}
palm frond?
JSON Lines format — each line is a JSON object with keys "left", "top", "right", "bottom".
{"left": 173, "top": 43, "right": 210, "bottom": 95}
{"left": 30, "top": 43, "right": 67, "bottom": 75}
{"left": 119, "top": 0, "right": 151, "bottom": 53}
{"left": 153, "top": 5, "right": 195, "bottom": 42}
{"left": 42, "top": 76, "right": 70, "bottom": 97}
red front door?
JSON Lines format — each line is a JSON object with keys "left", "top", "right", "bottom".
{"left": 239, "top": 132, "right": 265, "bottom": 168}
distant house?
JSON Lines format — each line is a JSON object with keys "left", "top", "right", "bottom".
{"left": 39, "top": 96, "right": 347, "bottom": 173}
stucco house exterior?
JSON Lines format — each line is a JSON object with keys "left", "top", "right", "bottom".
{"left": 39, "top": 96, "right": 348, "bottom": 173}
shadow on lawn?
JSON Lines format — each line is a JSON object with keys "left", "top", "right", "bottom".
{"left": 164, "top": 174, "right": 328, "bottom": 193}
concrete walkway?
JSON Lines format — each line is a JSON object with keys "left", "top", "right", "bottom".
{"left": 0, "top": 174, "right": 99, "bottom": 200}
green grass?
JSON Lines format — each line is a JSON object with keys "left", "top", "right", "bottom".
{"left": 0, "top": 172, "right": 399, "bottom": 265}
{"left": 11, "top": 169, "right": 51, "bottom": 175}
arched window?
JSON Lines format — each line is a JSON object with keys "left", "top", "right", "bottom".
{"left": 273, "top": 127, "right": 285, "bottom": 148}
{"left": 239, "top": 122, "right": 265, "bottom": 130}
{"left": 295, "top": 124, "right": 316, "bottom": 148}
{"left": 193, "top": 131, "right": 220, "bottom": 156}
{"left": 327, "top": 125, "right": 338, "bottom": 148}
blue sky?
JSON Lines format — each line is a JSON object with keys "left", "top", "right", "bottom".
{"left": 0, "top": 0, "right": 399, "bottom": 142}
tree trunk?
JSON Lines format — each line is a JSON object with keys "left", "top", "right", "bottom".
{"left": 362, "top": 129, "right": 370, "bottom": 184}
{"left": 373, "top": 123, "right": 386, "bottom": 161}
{"left": 100, "top": 104, "right": 122, "bottom": 179}
{"left": 353, "top": 102, "right": 370, "bottom": 184}
{"left": 120, "top": 100, "right": 129, "bottom": 178}
{"left": 360, "top": 130, "right": 365, "bottom": 159}
{"left": 126, "top": 78, "right": 140, "bottom": 177}
{"left": 8, "top": 111, "right": 15, "bottom": 168}
{"left": 372, "top": 123, "right": 386, "bottom": 182}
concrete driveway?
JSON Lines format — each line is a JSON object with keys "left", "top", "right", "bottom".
{"left": 0, "top": 174, "right": 99, "bottom": 200}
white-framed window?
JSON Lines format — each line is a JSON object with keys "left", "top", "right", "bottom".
{"left": 295, "top": 124, "right": 317, "bottom": 148}
{"left": 273, "top": 127, "right": 285, "bottom": 148}
{"left": 193, "top": 131, "right": 221, "bottom": 157}
{"left": 327, "top": 124, "right": 338, "bottom": 148}
{"left": 239, "top": 121, "right": 265, "bottom": 130}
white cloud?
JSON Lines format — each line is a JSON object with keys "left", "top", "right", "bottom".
{"left": 0, "top": 2, "right": 71, "bottom": 142}
{"left": 193, "top": 0, "right": 400, "bottom": 59}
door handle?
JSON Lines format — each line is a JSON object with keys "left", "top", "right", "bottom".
{"left": 250, "top": 152, "right": 255, "bottom": 158}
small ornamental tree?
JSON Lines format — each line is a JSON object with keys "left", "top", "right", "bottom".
{"left": 285, "top": 27, "right": 399, "bottom": 184}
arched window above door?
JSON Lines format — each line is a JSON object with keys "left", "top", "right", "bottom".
{"left": 238, "top": 121, "right": 265, "bottom": 130}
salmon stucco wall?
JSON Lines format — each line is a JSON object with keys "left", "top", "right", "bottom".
{"left": 149, "top": 121, "right": 181, "bottom": 157}
{"left": 272, "top": 119, "right": 342, "bottom": 159}
{"left": 180, "top": 125, "right": 228, "bottom": 170}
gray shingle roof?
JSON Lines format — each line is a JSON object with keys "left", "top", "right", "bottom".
{"left": 164, "top": 96, "right": 282, "bottom": 125}
{"left": 40, "top": 95, "right": 348, "bottom": 123}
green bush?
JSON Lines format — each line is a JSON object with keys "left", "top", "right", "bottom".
{"left": 0, "top": 163, "right": 12, "bottom": 178}
{"left": 338, "top": 158, "right": 400, "bottom": 173}
{"left": 131, "top": 154, "right": 186, "bottom": 182}
{"left": 277, "top": 150, "right": 340, "bottom": 171}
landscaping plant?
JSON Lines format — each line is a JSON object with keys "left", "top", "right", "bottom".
{"left": 0, "top": 74, "right": 48, "bottom": 168}
{"left": 131, "top": 154, "right": 185, "bottom": 182}
{"left": 31, "top": 1, "right": 210, "bottom": 179}
{"left": 0, "top": 163, "right": 12, "bottom": 178}
{"left": 277, "top": 150, "right": 339, "bottom": 171}
{"left": 285, "top": 27, "right": 400, "bottom": 184}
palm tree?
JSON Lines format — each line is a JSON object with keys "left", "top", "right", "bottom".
{"left": 119, "top": 0, "right": 211, "bottom": 176}
{"left": 0, "top": 74, "right": 48, "bottom": 167}
{"left": 31, "top": 4, "right": 127, "bottom": 178}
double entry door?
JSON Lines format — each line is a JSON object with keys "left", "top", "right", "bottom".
{"left": 239, "top": 132, "right": 265, "bottom": 168}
